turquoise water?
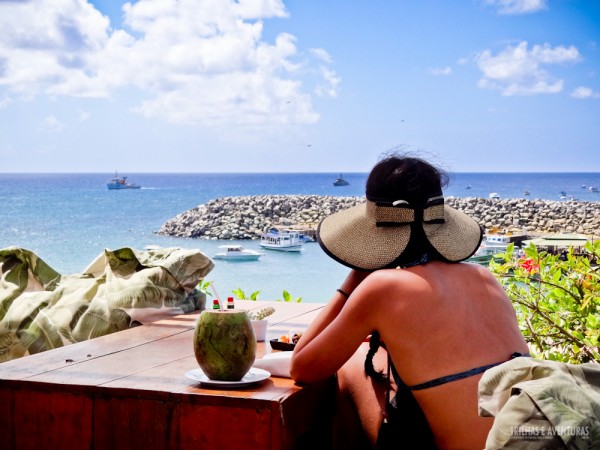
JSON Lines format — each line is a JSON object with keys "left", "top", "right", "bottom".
{"left": 1, "top": 172, "right": 599, "bottom": 302}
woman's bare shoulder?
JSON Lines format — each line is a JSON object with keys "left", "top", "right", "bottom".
{"left": 458, "top": 260, "right": 500, "bottom": 279}
{"left": 359, "top": 267, "right": 419, "bottom": 286}
{"left": 356, "top": 261, "right": 497, "bottom": 294}
{"left": 358, "top": 266, "right": 435, "bottom": 297}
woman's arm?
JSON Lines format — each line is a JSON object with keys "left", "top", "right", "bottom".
{"left": 293, "top": 269, "right": 370, "bottom": 354}
{"left": 290, "top": 269, "right": 378, "bottom": 384}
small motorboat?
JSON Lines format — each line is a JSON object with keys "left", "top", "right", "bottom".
{"left": 213, "top": 245, "right": 263, "bottom": 261}
{"left": 333, "top": 174, "right": 349, "bottom": 186}
{"left": 488, "top": 192, "right": 500, "bottom": 200}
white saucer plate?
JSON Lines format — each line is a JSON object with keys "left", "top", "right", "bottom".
{"left": 185, "top": 367, "right": 271, "bottom": 388}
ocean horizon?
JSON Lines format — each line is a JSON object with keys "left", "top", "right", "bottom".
{"left": 2, "top": 172, "right": 600, "bottom": 303}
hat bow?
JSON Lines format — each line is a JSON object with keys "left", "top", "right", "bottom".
{"left": 369, "top": 195, "right": 445, "bottom": 227}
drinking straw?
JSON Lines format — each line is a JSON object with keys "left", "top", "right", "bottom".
{"left": 210, "top": 284, "right": 223, "bottom": 310}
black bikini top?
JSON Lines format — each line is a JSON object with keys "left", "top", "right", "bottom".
{"left": 392, "top": 352, "right": 530, "bottom": 391}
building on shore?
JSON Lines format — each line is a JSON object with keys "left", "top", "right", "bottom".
{"left": 522, "top": 233, "right": 594, "bottom": 255}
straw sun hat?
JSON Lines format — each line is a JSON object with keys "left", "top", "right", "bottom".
{"left": 317, "top": 194, "right": 483, "bottom": 271}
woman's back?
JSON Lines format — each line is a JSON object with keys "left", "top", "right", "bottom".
{"left": 291, "top": 153, "right": 529, "bottom": 450}
{"left": 372, "top": 261, "right": 529, "bottom": 448}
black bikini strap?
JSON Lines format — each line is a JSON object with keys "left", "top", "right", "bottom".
{"left": 406, "top": 361, "right": 502, "bottom": 391}
{"left": 398, "top": 352, "right": 530, "bottom": 391}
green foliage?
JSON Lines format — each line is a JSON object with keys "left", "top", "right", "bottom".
{"left": 231, "top": 287, "right": 262, "bottom": 301}
{"left": 489, "top": 241, "right": 600, "bottom": 364}
{"left": 197, "top": 280, "right": 214, "bottom": 297}
{"left": 231, "top": 287, "right": 302, "bottom": 303}
{"left": 278, "top": 289, "right": 302, "bottom": 303}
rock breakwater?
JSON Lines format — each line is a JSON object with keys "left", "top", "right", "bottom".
{"left": 157, "top": 195, "right": 600, "bottom": 240}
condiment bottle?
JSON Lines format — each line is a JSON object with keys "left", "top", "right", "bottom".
{"left": 212, "top": 299, "right": 220, "bottom": 310}
{"left": 227, "top": 297, "right": 235, "bottom": 310}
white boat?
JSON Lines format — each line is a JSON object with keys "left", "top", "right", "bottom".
{"left": 298, "top": 232, "right": 315, "bottom": 243}
{"left": 213, "top": 245, "right": 263, "bottom": 261}
{"left": 488, "top": 192, "right": 500, "bottom": 199}
{"left": 479, "top": 235, "right": 511, "bottom": 252}
{"left": 468, "top": 235, "right": 512, "bottom": 265}
{"left": 267, "top": 227, "right": 315, "bottom": 243}
{"left": 260, "top": 230, "right": 303, "bottom": 252}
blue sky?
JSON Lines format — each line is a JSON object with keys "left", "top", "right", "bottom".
{"left": 0, "top": 0, "right": 598, "bottom": 173}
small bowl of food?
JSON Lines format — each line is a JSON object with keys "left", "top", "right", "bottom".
{"left": 269, "top": 332, "right": 303, "bottom": 351}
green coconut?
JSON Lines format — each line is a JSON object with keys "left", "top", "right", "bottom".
{"left": 193, "top": 309, "right": 257, "bottom": 381}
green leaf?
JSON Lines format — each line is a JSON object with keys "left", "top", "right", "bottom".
{"left": 232, "top": 288, "right": 246, "bottom": 300}
{"left": 197, "top": 280, "right": 214, "bottom": 298}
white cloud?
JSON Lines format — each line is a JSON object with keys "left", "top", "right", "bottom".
{"left": 78, "top": 109, "right": 91, "bottom": 121}
{"left": 0, "top": 0, "right": 111, "bottom": 97}
{"left": 41, "top": 115, "right": 65, "bottom": 133}
{"left": 310, "top": 48, "right": 333, "bottom": 64}
{"left": 571, "top": 86, "right": 600, "bottom": 99}
{"left": 315, "top": 67, "right": 340, "bottom": 97}
{"left": 475, "top": 41, "right": 581, "bottom": 96}
{"left": 430, "top": 66, "right": 452, "bottom": 76}
{"left": 307, "top": 48, "right": 339, "bottom": 97}
{"left": 0, "top": 0, "right": 330, "bottom": 128}
{"left": 484, "top": 0, "right": 547, "bottom": 15}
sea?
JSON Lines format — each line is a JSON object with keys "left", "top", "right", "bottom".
{"left": 2, "top": 172, "right": 600, "bottom": 303}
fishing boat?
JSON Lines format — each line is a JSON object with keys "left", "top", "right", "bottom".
{"left": 213, "top": 245, "right": 263, "bottom": 261}
{"left": 107, "top": 172, "right": 141, "bottom": 190}
{"left": 333, "top": 174, "right": 349, "bottom": 186}
{"left": 260, "top": 230, "right": 303, "bottom": 252}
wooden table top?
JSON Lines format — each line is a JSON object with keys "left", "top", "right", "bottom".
{"left": 0, "top": 300, "right": 335, "bottom": 450}
{"left": 0, "top": 300, "right": 325, "bottom": 398}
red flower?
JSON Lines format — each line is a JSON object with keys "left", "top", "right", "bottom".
{"left": 519, "top": 258, "right": 539, "bottom": 273}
